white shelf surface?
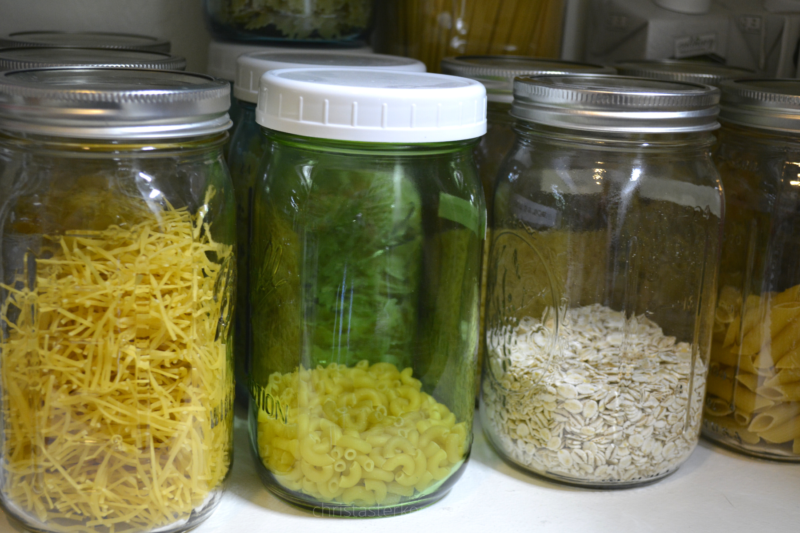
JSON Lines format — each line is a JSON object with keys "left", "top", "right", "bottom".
{"left": 2, "top": 407, "right": 798, "bottom": 533}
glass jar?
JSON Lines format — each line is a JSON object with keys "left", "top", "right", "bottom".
{"left": 0, "top": 68, "right": 235, "bottom": 532}
{"left": 249, "top": 69, "right": 485, "bottom": 514}
{"left": 703, "top": 79, "right": 800, "bottom": 462}
{"left": 481, "top": 75, "right": 722, "bottom": 487}
{"left": 615, "top": 60, "right": 756, "bottom": 87}
{"left": 203, "top": 0, "right": 373, "bottom": 44}
{"left": 0, "top": 46, "right": 186, "bottom": 71}
{"left": 0, "top": 31, "right": 170, "bottom": 52}
{"left": 374, "top": 0, "right": 565, "bottom": 72}
{"left": 229, "top": 52, "right": 424, "bottom": 405}
{"left": 440, "top": 56, "right": 615, "bottom": 393}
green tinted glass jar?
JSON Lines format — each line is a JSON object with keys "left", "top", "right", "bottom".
{"left": 439, "top": 56, "right": 615, "bottom": 390}
{"left": 704, "top": 79, "right": 800, "bottom": 462}
{"left": 229, "top": 51, "right": 424, "bottom": 403}
{"left": 481, "top": 75, "right": 722, "bottom": 487}
{"left": 249, "top": 69, "right": 486, "bottom": 514}
{"left": 0, "top": 68, "right": 235, "bottom": 533}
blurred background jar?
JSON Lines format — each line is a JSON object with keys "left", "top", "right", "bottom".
{"left": 481, "top": 74, "right": 722, "bottom": 487}
{"left": 374, "top": 0, "right": 565, "bottom": 72}
{"left": 204, "top": 0, "right": 374, "bottom": 44}
{"left": 229, "top": 51, "right": 424, "bottom": 405}
{"left": 704, "top": 79, "right": 800, "bottom": 462}
{"left": 0, "top": 46, "right": 186, "bottom": 72}
{"left": 440, "top": 55, "right": 615, "bottom": 392}
{"left": 249, "top": 68, "right": 485, "bottom": 513}
{"left": 0, "top": 68, "right": 235, "bottom": 533}
{"left": 615, "top": 59, "right": 756, "bottom": 88}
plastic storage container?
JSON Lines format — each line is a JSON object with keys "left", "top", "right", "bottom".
{"left": 704, "top": 79, "right": 800, "bottom": 462}
{"left": 480, "top": 75, "right": 722, "bottom": 487}
{"left": 204, "top": 0, "right": 373, "bottom": 44}
{"left": 374, "top": 0, "right": 565, "bottom": 72}
{"left": 0, "top": 46, "right": 186, "bottom": 71}
{"left": 0, "top": 31, "right": 170, "bottom": 52}
{"left": 440, "top": 56, "right": 615, "bottom": 387}
{"left": 615, "top": 60, "right": 756, "bottom": 87}
{"left": 229, "top": 51, "right": 425, "bottom": 404}
{"left": 249, "top": 68, "right": 485, "bottom": 513}
{"left": 0, "top": 68, "right": 235, "bottom": 532}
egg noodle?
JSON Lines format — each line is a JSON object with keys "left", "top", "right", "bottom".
{"left": 0, "top": 196, "right": 233, "bottom": 532}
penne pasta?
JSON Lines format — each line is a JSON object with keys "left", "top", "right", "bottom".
{"left": 758, "top": 417, "right": 800, "bottom": 444}
{"left": 749, "top": 403, "right": 800, "bottom": 433}
{"left": 757, "top": 382, "right": 800, "bottom": 402}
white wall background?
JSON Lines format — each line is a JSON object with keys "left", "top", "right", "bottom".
{"left": 0, "top": 0, "right": 212, "bottom": 73}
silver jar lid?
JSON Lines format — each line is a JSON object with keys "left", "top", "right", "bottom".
{"left": 512, "top": 74, "right": 720, "bottom": 133}
{"left": 0, "top": 68, "right": 231, "bottom": 139}
{"left": 615, "top": 60, "right": 756, "bottom": 88}
{"left": 0, "top": 47, "right": 186, "bottom": 72}
{"left": 440, "top": 56, "right": 615, "bottom": 104}
{"left": 0, "top": 31, "right": 170, "bottom": 53}
{"left": 719, "top": 79, "right": 800, "bottom": 133}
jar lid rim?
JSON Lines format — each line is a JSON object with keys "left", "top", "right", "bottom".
{"left": 615, "top": 60, "right": 757, "bottom": 87}
{"left": 719, "top": 79, "right": 800, "bottom": 132}
{"left": 0, "top": 31, "right": 170, "bottom": 53}
{"left": 511, "top": 74, "right": 720, "bottom": 133}
{"left": 0, "top": 47, "right": 186, "bottom": 72}
{"left": 0, "top": 67, "right": 231, "bottom": 139}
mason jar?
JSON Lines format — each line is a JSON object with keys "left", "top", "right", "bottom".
{"left": 249, "top": 68, "right": 485, "bottom": 514}
{"left": 704, "top": 79, "right": 800, "bottom": 462}
{"left": 481, "top": 75, "right": 722, "bottom": 487}
{"left": 0, "top": 68, "right": 235, "bottom": 532}
{"left": 0, "top": 30, "right": 170, "bottom": 52}
{"left": 615, "top": 59, "right": 756, "bottom": 88}
{"left": 229, "top": 51, "right": 424, "bottom": 404}
{"left": 0, "top": 46, "right": 186, "bottom": 72}
{"left": 439, "top": 56, "right": 615, "bottom": 392}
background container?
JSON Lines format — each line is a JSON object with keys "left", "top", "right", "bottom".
{"left": 249, "top": 68, "right": 485, "bottom": 513}
{"left": 615, "top": 60, "right": 756, "bottom": 87}
{"left": 374, "top": 0, "right": 565, "bottom": 72}
{"left": 481, "top": 75, "right": 722, "bottom": 487}
{"left": 704, "top": 79, "right": 800, "bottom": 462}
{"left": 0, "top": 46, "right": 186, "bottom": 71}
{"left": 0, "top": 68, "right": 235, "bottom": 533}
{"left": 228, "top": 52, "right": 424, "bottom": 405}
{"left": 0, "top": 30, "right": 170, "bottom": 52}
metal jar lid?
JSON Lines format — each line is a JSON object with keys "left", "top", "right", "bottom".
{"left": 615, "top": 60, "right": 756, "bottom": 88}
{"left": 719, "top": 79, "right": 800, "bottom": 133}
{"left": 512, "top": 74, "right": 720, "bottom": 133}
{"left": 440, "top": 56, "right": 615, "bottom": 104}
{"left": 0, "top": 47, "right": 186, "bottom": 72}
{"left": 0, "top": 31, "right": 170, "bottom": 53}
{"left": 0, "top": 68, "right": 231, "bottom": 139}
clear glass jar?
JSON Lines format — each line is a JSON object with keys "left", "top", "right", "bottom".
{"left": 374, "top": 1, "right": 565, "bottom": 72}
{"left": 440, "top": 56, "right": 616, "bottom": 393}
{"left": 249, "top": 69, "right": 485, "bottom": 514}
{"left": 0, "top": 68, "right": 235, "bottom": 532}
{"left": 203, "top": 0, "right": 373, "bottom": 44}
{"left": 228, "top": 51, "right": 424, "bottom": 404}
{"left": 704, "top": 80, "right": 800, "bottom": 462}
{"left": 481, "top": 75, "right": 723, "bottom": 487}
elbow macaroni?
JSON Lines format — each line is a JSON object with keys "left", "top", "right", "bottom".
{"left": 258, "top": 361, "right": 468, "bottom": 505}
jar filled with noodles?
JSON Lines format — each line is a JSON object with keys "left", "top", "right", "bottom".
{"left": 0, "top": 68, "right": 236, "bottom": 532}
{"left": 439, "top": 56, "right": 615, "bottom": 392}
{"left": 705, "top": 79, "right": 800, "bottom": 461}
{"left": 482, "top": 75, "right": 722, "bottom": 486}
{"left": 229, "top": 51, "right": 424, "bottom": 405}
{"left": 250, "top": 68, "right": 485, "bottom": 513}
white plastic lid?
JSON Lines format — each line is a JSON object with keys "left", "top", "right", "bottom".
{"left": 206, "top": 40, "right": 373, "bottom": 81}
{"left": 235, "top": 52, "right": 425, "bottom": 103}
{"left": 256, "top": 69, "right": 487, "bottom": 144}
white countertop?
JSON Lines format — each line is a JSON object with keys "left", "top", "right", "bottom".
{"left": 2, "top": 406, "right": 798, "bottom": 533}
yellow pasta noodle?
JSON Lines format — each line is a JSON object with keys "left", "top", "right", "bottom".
{"left": 257, "top": 361, "right": 468, "bottom": 506}
{"left": 0, "top": 198, "right": 233, "bottom": 532}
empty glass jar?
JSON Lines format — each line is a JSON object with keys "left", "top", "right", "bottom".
{"left": 0, "top": 68, "right": 235, "bottom": 532}
{"left": 704, "top": 79, "right": 800, "bottom": 462}
{"left": 249, "top": 68, "right": 485, "bottom": 514}
{"left": 480, "top": 75, "right": 722, "bottom": 487}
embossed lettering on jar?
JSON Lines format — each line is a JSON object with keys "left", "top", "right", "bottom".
{"left": 480, "top": 74, "right": 723, "bottom": 487}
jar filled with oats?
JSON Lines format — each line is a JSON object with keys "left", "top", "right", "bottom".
{"left": 481, "top": 75, "right": 722, "bottom": 487}
{"left": 704, "top": 79, "right": 800, "bottom": 462}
